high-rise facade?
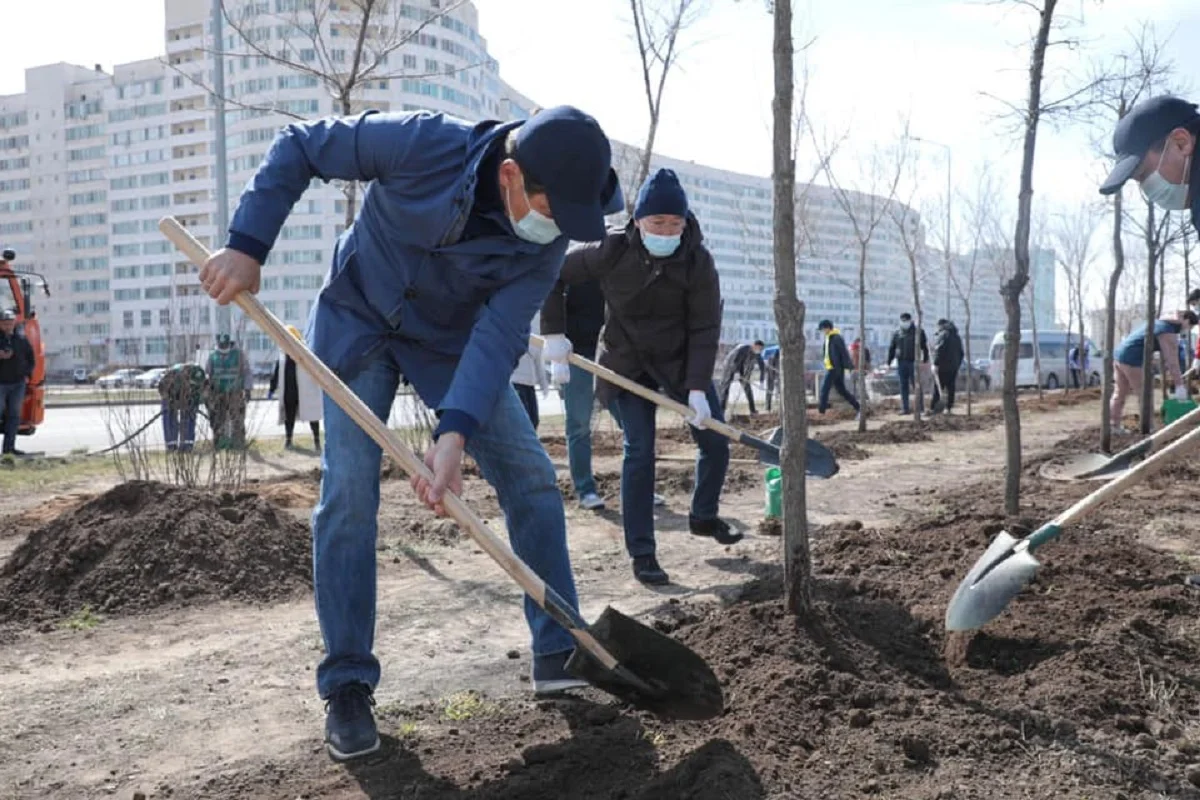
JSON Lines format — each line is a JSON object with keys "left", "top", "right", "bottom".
{"left": 0, "top": 0, "right": 1049, "bottom": 374}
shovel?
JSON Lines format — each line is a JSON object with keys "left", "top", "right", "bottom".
{"left": 159, "top": 217, "right": 724, "bottom": 721}
{"left": 533, "top": 335, "right": 839, "bottom": 479}
{"left": 1039, "top": 401, "right": 1200, "bottom": 482}
{"left": 945, "top": 415, "right": 1200, "bottom": 632}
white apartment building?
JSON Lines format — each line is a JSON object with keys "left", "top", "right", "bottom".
{"left": 0, "top": 0, "right": 994, "bottom": 374}
{"left": 607, "top": 142, "right": 926, "bottom": 351}
{"left": 0, "top": 0, "right": 523, "bottom": 373}
{"left": 926, "top": 246, "right": 1058, "bottom": 360}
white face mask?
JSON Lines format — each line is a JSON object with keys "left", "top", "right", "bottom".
{"left": 1141, "top": 145, "right": 1192, "bottom": 211}
{"left": 504, "top": 180, "right": 561, "bottom": 245}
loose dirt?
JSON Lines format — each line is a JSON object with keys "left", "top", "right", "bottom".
{"left": 177, "top": 434, "right": 1200, "bottom": 800}
{"left": 10, "top": 394, "right": 1200, "bottom": 799}
{"left": 0, "top": 481, "right": 311, "bottom": 627}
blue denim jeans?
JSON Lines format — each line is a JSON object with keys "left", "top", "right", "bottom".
{"left": 310, "top": 355, "right": 579, "bottom": 698}
{"left": 161, "top": 401, "right": 197, "bottom": 451}
{"left": 0, "top": 381, "right": 26, "bottom": 453}
{"left": 560, "top": 362, "right": 623, "bottom": 500}
{"left": 614, "top": 380, "right": 729, "bottom": 558}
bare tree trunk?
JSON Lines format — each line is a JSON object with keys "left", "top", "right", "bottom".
{"left": 910, "top": 253, "right": 925, "bottom": 422}
{"left": 1102, "top": 191, "right": 1124, "bottom": 452}
{"left": 771, "top": 0, "right": 811, "bottom": 617}
{"left": 1140, "top": 201, "right": 1158, "bottom": 435}
{"left": 964, "top": 310, "right": 974, "bottom": 416}
{"left": 857, "top": 249, "right": 868, "bottom": 431}
{"left": 1002, "top": 0, "right": 1058, "bottom": 516}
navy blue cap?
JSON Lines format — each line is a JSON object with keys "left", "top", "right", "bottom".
{"left": 1100, "top": 95, "right": 1200, "bottom": 195}
{"left": 513, "top": 105, "right": 617, "bottom": 242}
{"left": 634, "top": 168, "right": 689, "bottom": 219}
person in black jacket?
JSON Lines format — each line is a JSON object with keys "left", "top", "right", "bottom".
{"left": 887, "top": 312, "right": 930, "bottom": 415}
{"left": 817, "top": 320, "right": 860, "bottom": 415}
{"left": 718, "top": 340, "right": 766, "bottom": 414}
{"left": 0, "top": 310, "right": 35, "bottom": 455}
{"left": 930, "top": 318, "right": 964, "bottom": 414}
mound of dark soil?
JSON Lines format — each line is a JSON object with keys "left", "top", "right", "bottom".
{"left": 811, "top": 432, "right": 872, "bottom": 461}
{"left": 557, "top": 465, "right": 760, "bottom": 501}
{"left": 0, "top": 481, "right": 311, "bottom": 625}
{"left": 918, "top": 409, "right": 1003, "bottom": 432}
{"left": 161, "top": 427, "right": 1200, "bottom": 800}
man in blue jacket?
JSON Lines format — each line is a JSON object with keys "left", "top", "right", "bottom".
{"left": 197, "top": 105, "right": 622, "bottom": 762}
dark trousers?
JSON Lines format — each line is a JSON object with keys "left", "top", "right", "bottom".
{"left": 718, "top": 368, "right": 756, "bottom": 414}
{"left": 765, "top": 368, "right": 778, "bottom": 412}
{"left": 819, "top": 368, "right": 859, "bottom": 413}
{"left": 896, "top": 361, "right": 922, "bottom": 413}
{"left": 931, "top": 367, "right": 957, "bottom": 412}
{"left": 0, "top": 381, "right": 25, "bottom": 454}
{"left": 514, "top": 383, "right": 539, "bottom": 431}
{"left": 283, "top": 399, "right": 321, "bottom": 446}
{"left": 615, "top": 381, "right": 729, "bottom": 558}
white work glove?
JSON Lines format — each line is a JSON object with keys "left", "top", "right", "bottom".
{"left": 551, "top": 362, "right": 571, "bottom": 386}
{"left": 542, "top": 334, "right": 572, "bottom": 364}
{"left": 1175, "top": 385, "right": 1189, "bottom": 401}
{"left": 687, "top": 390, "right": 711, "bottom": 429}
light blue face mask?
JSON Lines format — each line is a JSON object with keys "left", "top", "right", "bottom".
{"left": 642, "top": 232, "right": 681, "bottom": 258}
{"left": 506, "top": 182, "right": 561, "bottom": 245}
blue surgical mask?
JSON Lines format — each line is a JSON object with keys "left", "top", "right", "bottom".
{"left": 642, "top": 232, "right": 681, "bottom": 258}
{"left": 1142, "top": 147, "right": 1192, "bottom": 211}
{"left": 505, "top": 182, "right": 561, "bottom": 245}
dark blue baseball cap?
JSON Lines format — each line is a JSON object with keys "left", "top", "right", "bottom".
{"left": 512, "top": 105, "right": 620, "bottom": 242}
{"left": 1099, "top": 95, "right": 1200, "bottom": 195}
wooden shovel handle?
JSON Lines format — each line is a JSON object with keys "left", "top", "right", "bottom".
{"left": 532, "top": 333, "right": 759, "bottom": 446}
{"left": 1054, "top": 413, "right": 1200, "bottom": 528}
{"left": 158, "top": 217, "right": 618, "bottom": 670}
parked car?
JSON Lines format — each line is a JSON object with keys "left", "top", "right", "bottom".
{"left": 134, "top": 367, "right": 168, "bottom": 389}
{"left": 96, "top": 368, "right": 143, "bottom": 389}
{"left": 988, "top": 330, "right": 1101, "bottom": 389}
{"left": 866, "top": 361, "right": 991, "bottom": 400}
{"left": 72, "top": 367, "right": 92, "bottom": 385}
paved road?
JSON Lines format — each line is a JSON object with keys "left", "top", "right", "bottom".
{"left": 24, "top": 392, "right": 567, "bottom": 457}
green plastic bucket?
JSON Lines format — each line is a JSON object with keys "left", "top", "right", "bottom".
{"left": 1162, "top": 396, "right": 1198, "bottom": 425}
{"left": 764, "top": 466, "right": 782, "bottom": 519}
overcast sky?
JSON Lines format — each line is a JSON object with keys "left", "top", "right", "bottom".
{"left": 3, "top": 0, "right": 1200, "bottom": 312}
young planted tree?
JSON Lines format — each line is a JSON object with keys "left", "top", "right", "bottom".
{"left": 891, "top": 154, "right": 940, "bottom": 422}
{"left": 216, "top": 0, "right": 474, "bottom": 227}
{"left": 768, "top": 0, "right": 813, "bottom": 616}
{"left": 993, "top": 0, "right": 1077, "bottom": 515}
{"left": 625, "top": 0, "right": 709, "bottom": 210}
{"left": 818, "top": 135, "right": 906, "bottom": 432}
{"left": 1052, "top": 201, "right": 1102, "bottom": 393}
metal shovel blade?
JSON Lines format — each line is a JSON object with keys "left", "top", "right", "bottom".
{"left": 766, "top": 426, "right": 840, "bottom": 479}
{"left": 1039, "top": 439, "right": 1153, "bottom": 482}
{"left": 565, "top": 606, "right": 724, "bottom": 721}
{"left": 944, "top": 531, "right": 1042, "bottom": 631}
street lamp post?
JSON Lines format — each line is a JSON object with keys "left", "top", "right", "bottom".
{"left": 908, "top": 136, "right": 953, "bottom": 322}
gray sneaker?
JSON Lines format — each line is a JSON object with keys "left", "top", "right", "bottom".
{"left": 579, "top": 492, "right": 606, "bottom": 510}
{"left": 653, "top": 493, "right": 666, "bottom": 507}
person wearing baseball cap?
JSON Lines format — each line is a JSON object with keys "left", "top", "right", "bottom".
{"left": 197, "top": 104, "right": 623, "bottom": 762}
{"left": 1099, "top": 94, "right": 1200, "bottom": 230}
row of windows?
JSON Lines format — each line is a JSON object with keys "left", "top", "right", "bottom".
{"left": 0, "top": 156, "right": 28, "bottom": 171}
{"left": 112, "top": 241, "right": 174, "bottom": 257}
{"left": 110, "top": 172, "right": 170, "bottom": 190}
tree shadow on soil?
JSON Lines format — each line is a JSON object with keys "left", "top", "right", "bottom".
{"left": 347, "top": 701, "right": 765, "bottom": 800}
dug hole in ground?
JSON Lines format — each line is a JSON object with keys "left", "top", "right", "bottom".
{"left": 3, "top": 388, "right": 1200, "bottom": 799}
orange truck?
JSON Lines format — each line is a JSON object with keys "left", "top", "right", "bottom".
{"left": 0, "top": 247, "right": 48, "bottom": 437}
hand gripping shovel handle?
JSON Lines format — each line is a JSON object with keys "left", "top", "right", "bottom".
{"left": 158, "top": 217, "right": 622, "bottom": 673}
{"left": 531, "top": 334, "right": 779, "bottom": 457}
{"left": 1030, "top": 411, "right": 1200, "bottom": 552}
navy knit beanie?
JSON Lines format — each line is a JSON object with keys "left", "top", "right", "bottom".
{"left": 633, "top": 168, "right": 688, "bottom": 220}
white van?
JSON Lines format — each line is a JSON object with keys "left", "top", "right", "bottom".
{"left": 988, "top": 330, "right": 1101, "bottom": 390}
